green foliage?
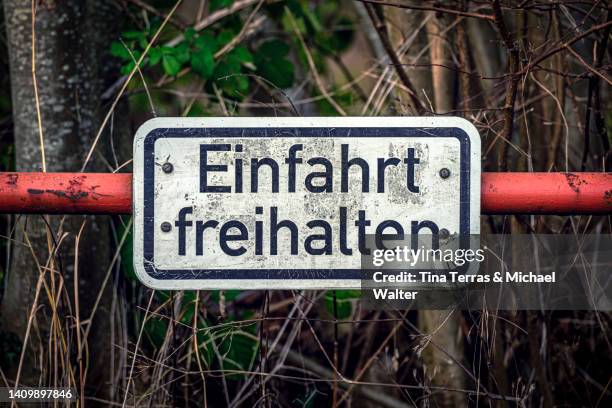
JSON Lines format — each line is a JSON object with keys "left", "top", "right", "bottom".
{"left": 277, "top": 0, "right": 355, "bottom": 59}
{"left": 213, "top": 45, "right": 254, "bottom": 98}
{"left": 110, "top": 21, "right": 283, "bottom": 100}
{"left": 254, "top": 40, "right": 295, "bottom": 89}
{"left": 324, "top": 290, "right": 361, "bottom": 319}
{"left": 144, "top": 316, "right": 168, "bottom": 348}
{"left": 191, "top": 33, "right": 217, "bottom": 78}
{"left": 142, "top": 290, "right": 258, "bottom": 379}
{"left": 210, "top": 0, "right": 234, "bottom": 11}
{"left": 316, "top": 88, "right": 354, "bottom": 116}
{"left": 212, "top": 327, "right": 258, "bottom": 377}
{"left": 210, "top": 289, "right": 242, "bottom": 302}
{"left": 109, "top": 0, "right": 357, "bottom": 106}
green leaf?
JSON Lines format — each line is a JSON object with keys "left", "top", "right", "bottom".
{"left": 215, "top": 330, "right": 258, "bottom": 379}
{"left": 196, "top": 321, "right": 259, "bottom": 374}
{"left": 316, "top": 88, "right": 353, "bottom": 115}
{"left": 122, "top": 30, "right": 145, "bottom": 40}
{"left": 210, "top": 0, "right": 233, "bottom": 11}
{"left": 217, "top": 30, "right": 235, "bottom": 47}
{"left": 257, "top": 39, "right": 289, "bottom": 58}
{"left": 180, "top": 291, "right": 198, "bottom": 324}
{"left": 230, "top": 45, "right": 254, "bottom": 64}
{"left": 110, "top": 42, "right": 131, "bottom": 60}
{"left": 210, "top": 290, "right": 242, "bottom": 302}
{"left": 162, "top": 55, "right": 181, "bottom": 76}
{"left": 256, "top": 58, "right": 294, "bottom": 89}
{"left": 324, "top": 290, "right": 359, "bottom": 319}
{"left": 160, "top": 46, "right": 176, "bottom": 55}
{"left": 299, "top": 1, "right": 323, "bottom": 33}
{"left": 315, "top": 17, "right": 355, "bottom": 54}
{"left": 175, "top": 42, "right": 191, "bottom": 64}
{"left": 254, "top": 40, "right": 294, "bottom": 88}
{"left": 217, "top": 72, "right": 249, "bottom": 99}
{"left": 191, "top": 48, "right": 215, "bottom": 78}
{"left": 235, "top": 75, "right": 249, "bottom": 93}
{"left": 334, "top": 290, "right": 362, "bottom": 299}
{"left": 120, "top": 61, "right": 135, "bottom": 75}
{"left": 149, "top": 47, "right": 163, "bottom": 66}
{"left": 144, "top": 317, "right": 168, "bottom": 348}
{"left": 196, "top": 327, "right": 214, "bottom": 367}
{"left": 315, "top": 1, "right": 339, "bottom": 18}
{"left": 184, "top": 27, "right": 196, "bottom": 42}
{"left": 324, "top": 298, "right": 352, "bottom": 320}
{"left": 194, "top": 32, "right": 219, "bottom": 53}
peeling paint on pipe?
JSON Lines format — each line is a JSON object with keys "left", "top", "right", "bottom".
{"left": 481, "top": 172, "right": 612, "bottom": 215}
{"left": 0, "top": 172, "right": 132, "bottom": 214}
{"left": 0, "top": 172, "right": 610, "bottom": 215}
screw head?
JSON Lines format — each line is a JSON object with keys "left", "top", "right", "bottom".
{"left": 160, "top": 222, "right": 172, "bottom": 232}
{"left": 162, "top": 162, "right": 174, "bottom": 173}
{"left": 439, "top": 168, "right": 451, "bottom": 179}
{"left": 439, "top": 228, "right": 450, "bottom": 239}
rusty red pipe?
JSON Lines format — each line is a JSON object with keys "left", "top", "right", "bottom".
{"left": 0, "top": 172, "right": 132, "bottom": 215}
{"left": 0, "top": 172, "right": 610, "bottom": 215}
{"left": 481, "top": 172, "right": 611, "bottom": 215}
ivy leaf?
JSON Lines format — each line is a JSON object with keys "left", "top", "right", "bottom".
{"left": 259, "top": 59, "right": 294, "bottom": 88}
{"left": 194, "top": 32, "right": 219, "bottom": 54}
{"left": 149, "top": 47, "right": 163, "bottom": 66}
{"left": 217, "top": 30, "right": 235, "bottom": 47}
{"left": 184, "top": 27, "right": 196, "bottom": 42}
{"left": 191, "top": 48, "right": 215, "bottom": 79}
{"left": 229, "top": 45, "right": 254, "bottom": 65}
{"left": 213, "top": 60, "right": 249, "bottom": 99}
{"left": 110, "top": 42, "right": 131, "bottom": 60}
{"left": 174, "top": 42, "right": 191, "bottom": 64}
{"left": 254, "top": 40, "right": 294, "bottom": 88}
{"left": 257, "top": 39, "right": 289, "bottom": 58}
{"left": 160, "top": 46, "right": 176, "bottom": 55}
{"left": 162, "top": 54, "right": 181, "bottom": 76}
{"left": 235, "top": 75, "right": 249, "bottom": 93}
{"left": 120, "top": 61, "right": 135, "bottom": 75}
{"left": 121, "top": 30, "right": 148, "bottom": 49}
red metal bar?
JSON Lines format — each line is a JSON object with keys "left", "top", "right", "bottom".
{"left": 482, "top": 172, "right": 612, "bottom": 214}
{"left": 0, "top": 172, "right": 132, "bottom": 215}
{"left": 0, "top": 172, "right": 610, "bottom": 215}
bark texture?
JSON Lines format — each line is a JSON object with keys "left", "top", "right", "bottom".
{"left": 1, "top": 0, "right": 126, "bottom": 393}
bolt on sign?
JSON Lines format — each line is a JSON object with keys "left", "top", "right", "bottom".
{"left": 133, "top": 117, "right": 481, "bottom": 289}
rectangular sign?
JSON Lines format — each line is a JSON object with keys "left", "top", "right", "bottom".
{"left": 133, "top": 117, "right": 481, "bottom": 289}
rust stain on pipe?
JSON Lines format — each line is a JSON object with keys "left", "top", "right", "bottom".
{"left": 0, "top": 172, "right": 132, "bottom": 214}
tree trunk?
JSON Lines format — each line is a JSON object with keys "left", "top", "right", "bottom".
{"left": 1, "top": 0, "right": 127, "bottom": 395}
{"left": 419, "top": 12, "right": 466, "bottom": 407}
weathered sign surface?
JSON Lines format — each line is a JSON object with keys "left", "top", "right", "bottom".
{"left": 133, "top": 117, "right": 481, "bottom": 289}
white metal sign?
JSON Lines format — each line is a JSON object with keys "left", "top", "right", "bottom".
{"left": 133, "top": 117, "right": 481, "bottom": 289}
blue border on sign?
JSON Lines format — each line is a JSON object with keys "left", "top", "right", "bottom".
{"left": 142, "top": 127, "right": 471, "bottom": 280}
